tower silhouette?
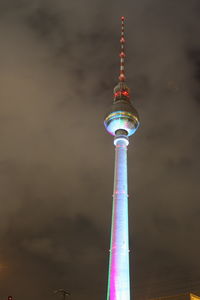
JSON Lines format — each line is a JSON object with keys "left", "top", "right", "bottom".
{"left": 104, "top": 17, "right": 140, "bottom": 300}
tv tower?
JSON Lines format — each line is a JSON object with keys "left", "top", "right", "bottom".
{"left": 104, "top": 17, "right": 140, "bottom": 300}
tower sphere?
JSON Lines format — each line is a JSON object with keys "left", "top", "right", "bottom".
{"left": 104, "top": 83, "right": 140, "bottom": 136}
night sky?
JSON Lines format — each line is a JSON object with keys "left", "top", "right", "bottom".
{"left": 0, "top": 0, "right": 200, "bottom": 299}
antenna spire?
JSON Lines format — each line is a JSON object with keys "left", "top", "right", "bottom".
{"left": 119, "top": 16, "right": 126, "bottom": 82}
{"left": 113, "top": 17, "right": 130, "bottom": 101}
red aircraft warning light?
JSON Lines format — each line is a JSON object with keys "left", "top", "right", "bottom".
{"left": 8, "top": 296, "right": 13, "bottom": 300}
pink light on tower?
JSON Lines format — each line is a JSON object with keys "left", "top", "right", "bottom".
{"left": 104, "top": 17, "right": 140, "bottom": 300}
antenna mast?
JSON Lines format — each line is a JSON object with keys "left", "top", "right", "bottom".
{"left": 119, "top": 16, "right": 126, "bottom": 82}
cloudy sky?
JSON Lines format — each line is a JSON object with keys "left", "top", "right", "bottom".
{"left": 0, "top": 0, "right": 200, "bottom": 299}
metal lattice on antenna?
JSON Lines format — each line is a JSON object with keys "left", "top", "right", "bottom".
{"left": 119, "top": 16, "right": 126, "bottom": 82}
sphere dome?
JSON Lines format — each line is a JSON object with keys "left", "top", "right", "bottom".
{"left": 104, "top": 99, "right": 140, "bottom": 136}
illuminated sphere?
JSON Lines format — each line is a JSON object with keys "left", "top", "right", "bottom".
{"left": 104, "top": 84, "right": 140, "bottom": 136}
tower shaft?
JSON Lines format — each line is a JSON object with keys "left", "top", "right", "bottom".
{"left": 107, "top": 136, "right": 130, "bottom": 300}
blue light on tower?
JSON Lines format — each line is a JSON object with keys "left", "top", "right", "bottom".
{"left": 104, "top": 17, "right": 140, "bottom": 300}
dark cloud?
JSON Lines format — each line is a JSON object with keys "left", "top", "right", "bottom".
{"left": 0, "top": 0, "right": 200, "bottom": 299}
